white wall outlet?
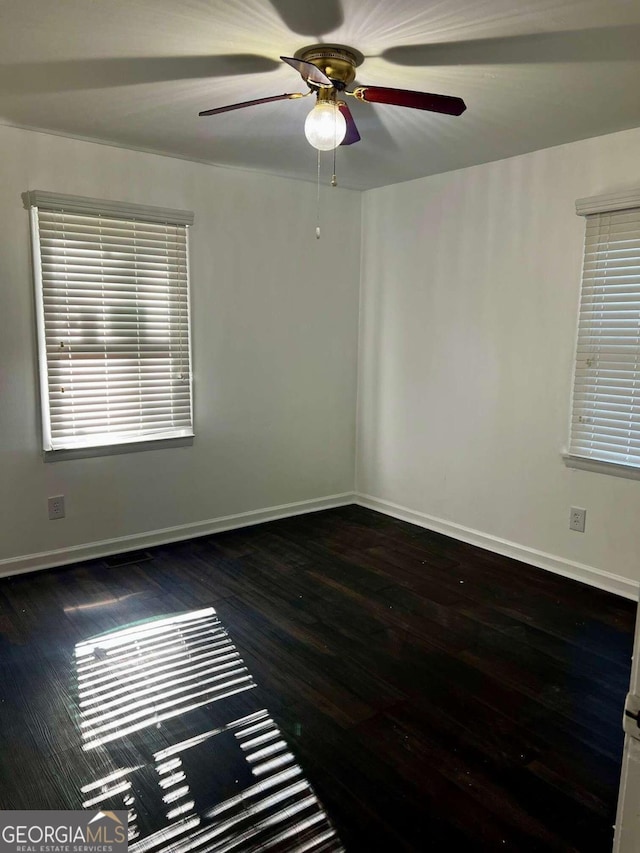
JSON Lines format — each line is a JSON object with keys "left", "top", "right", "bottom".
{"left": 48, "top": 495, "right": 65, "bottom": 520}
{"left": 569, "top": 507, "right": 586, "bottom": 533}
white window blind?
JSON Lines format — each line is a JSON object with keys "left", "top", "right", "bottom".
{"left": 29, "top": 192, "right": 194, "bottom": 453}
{"left": 569, "top": 201, "right": 640, "bottom": 469}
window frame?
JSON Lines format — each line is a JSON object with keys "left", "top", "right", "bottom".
{"left": 564, "top": 185, "right": 640, "bottom": 479}
{"left": 28, "top": 191, "right": 195, "bottom": 460}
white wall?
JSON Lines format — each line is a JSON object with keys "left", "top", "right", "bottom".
{"left": 0, "top": 125, "right": 361, "bottom": 570}
{"left": 4, "top": 120, "right": 640, "bottom": 592}
{"left": 357, "top": 126, "right": 640, "bottom": 592}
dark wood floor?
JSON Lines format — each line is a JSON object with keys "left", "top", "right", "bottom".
{"left": 0, "top": 505, "right": 635, "bottom": 852}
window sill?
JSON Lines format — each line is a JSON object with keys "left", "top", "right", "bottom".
{"left": 43, "top": 434, "right": 194, "bottom": 462}
{"left": 562, "top": 453, "right": 640, "bottom": 481}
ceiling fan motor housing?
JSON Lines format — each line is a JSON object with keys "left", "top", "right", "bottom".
{"left": 294, "top": 44, "right": 364, "bottom": 90}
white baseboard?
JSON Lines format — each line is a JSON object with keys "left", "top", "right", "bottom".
{"left": 0, "top": 492, "right": 356, "bottom": 578}
{"left": 356, "top": 492, "right": 639, "bottom": 601}
{"left": 4, "top": 489, "right": 637, "bottom": 601}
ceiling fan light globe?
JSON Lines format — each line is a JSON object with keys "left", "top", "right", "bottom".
{"left": 304, "top": 102, "right": 347, "bottom": 151}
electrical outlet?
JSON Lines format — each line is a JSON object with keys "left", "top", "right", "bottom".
{"left": 48, "top": 495, "right": 65, "bottom": 520}
{"left": 569, "top": 507, "right": 586, "bottom": 533}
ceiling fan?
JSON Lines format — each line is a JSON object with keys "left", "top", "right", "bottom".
{"left": 198, "top": 44, "right": 466, "bottom": 151}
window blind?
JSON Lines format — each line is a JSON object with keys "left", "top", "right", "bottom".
{"left": 31, "top": 197, "right": 194, "bottom": 452}
{"left": 569, "top": 207, "right": 640, "bottom": 468}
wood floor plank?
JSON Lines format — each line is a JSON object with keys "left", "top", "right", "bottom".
{"left": 0, "top": 505, "right": 634, "bottom": 851}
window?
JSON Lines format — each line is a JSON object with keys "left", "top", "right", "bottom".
{"left": 567, "top": 187, "right": 640, "bottom": 476}
{"left": 29, "top": 191, "right": 194, "bottom": 456}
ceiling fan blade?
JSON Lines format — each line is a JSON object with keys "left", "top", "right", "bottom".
{"left": 338, "top": 102, "right": 361, "bottom": 145}
{"left": 199, "top": 92, "right": 303, "bottom": 117}
{"left": 280, "top": 56, "right": 332, "bottom": 88}
{"left": 354, "top": 86, "right": 466, "bottom": 116}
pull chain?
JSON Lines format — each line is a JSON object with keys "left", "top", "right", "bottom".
{"left": 315, "top": 149, "right": 321, "bottom": 239}
{"left": 332, "top": 143, "right": 337, "bottom": 187}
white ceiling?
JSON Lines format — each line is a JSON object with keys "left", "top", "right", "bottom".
{"left": 1, "top": 0, "right": 639, "bottom": 190}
